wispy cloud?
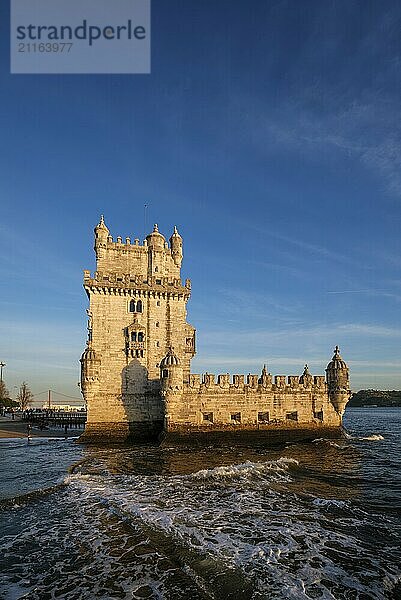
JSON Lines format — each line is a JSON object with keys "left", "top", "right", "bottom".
{"left": 272, "top": 97, "right": 401, "bottom": 196}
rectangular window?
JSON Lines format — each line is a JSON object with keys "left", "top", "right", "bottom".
{"left": 286, "top": 411, "right": 298, "bottom": 422}
{"left": 156, "top": 279, "right": 162, "bottom": 284}
{"left": 258, "top": 411, "right": 269, "bottom": 423}
{"left": 203, "top": 412, "right": 213, "bottom": 422}
{"left": 231, "top": 412, "right": 241, "bottom": 422}
{"left": 314, "top": 410, "right": 323, "bottom": 421}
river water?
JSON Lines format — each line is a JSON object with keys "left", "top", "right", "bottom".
{"left": 0, "top": 408, "right": 400, "bottom": 599}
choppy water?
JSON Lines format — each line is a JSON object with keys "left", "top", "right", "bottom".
{"left": 0, "top": 408, "right": 400, "bottom": 599}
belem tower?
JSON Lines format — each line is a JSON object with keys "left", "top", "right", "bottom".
{"left": 80, "top": 216, "right": 351, "bottom": 443}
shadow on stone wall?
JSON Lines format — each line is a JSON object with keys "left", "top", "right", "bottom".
{"left": 120, "top": 359, "right": 164, "bottom": 441}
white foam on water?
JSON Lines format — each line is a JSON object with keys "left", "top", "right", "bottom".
{"left": 189, "top": 457, "right": 299, "bottom": 481}
{"left": 2, "top": 442, "right": 400, "bottom": 600}
{"left": 61, "top": 457, "right": 400, "bottom": 600}
{"left": 312, "top": 497, "right": 347, "bottom": 508}
{"left": 358, "top": 434, "right": 385, "bottom": 441}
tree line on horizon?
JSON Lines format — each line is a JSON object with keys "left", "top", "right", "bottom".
{"left": 349, "top": 389, "right": 401, "bottom": 407}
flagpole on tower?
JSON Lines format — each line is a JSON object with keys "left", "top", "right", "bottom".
{"left": 144, "top": 204, "right": 148, "bottom": 239}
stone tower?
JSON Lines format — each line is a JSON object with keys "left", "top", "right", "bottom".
{"left": 80, "top": 217, "right": 196, "bottom": 441}
{"left": 326, "top": 346, "right": 351, "bottom": 416}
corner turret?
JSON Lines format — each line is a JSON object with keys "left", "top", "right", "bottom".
{"left": 160, "top": 347, "right": 183, "bottom": 431}
{"left": 169, "top": 226, "right": 183, "bottom": 268}
{"left": 146, "top": 224, "right": 165, "bottom": 251}
{"left": 160, "top": 347, "right": 183, "bottom": 391}
{"left": 80, "top": 342, "right": 101, "bottom": 395}
{"left": 326, "top": 346, "right": 351, "bottom": 416}
{"left": 94, "top": 215, "right": 109, "bottom": 259}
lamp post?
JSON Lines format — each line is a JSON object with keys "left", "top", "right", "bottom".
{"left": 0, "top": 362, "right": 5, "bottom": 382}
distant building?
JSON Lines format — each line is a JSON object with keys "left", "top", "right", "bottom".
{"left": 41, "top": 403, "right": 85, "bottom": 412}
{"left": 80, "top": 217, "right": 351, "bottom": 443}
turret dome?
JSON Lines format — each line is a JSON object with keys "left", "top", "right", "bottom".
{"left": 80, "top": 343, "right": 98, "bottom": 363}
{"left": 94, "top": 214, "right": 109, "bottom": 234}
{"left": 169, "top": 225, "right": 182, "bottom": 241}
{"left": 326, "top": 346, "right": 348, "bottom": 371}
{"left": 160, "top": 346, "right": 181, "bottom": 368}
{"left": 146, "top": 224, "right": 165, "bottom": 249}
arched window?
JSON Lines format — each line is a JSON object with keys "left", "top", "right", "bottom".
{"left": 131, "top": 332, "right": 137, "bottom": 342}
{"left": 155, "top": 266, "right": 158, "bottom": 273}
{"left": 136, "top": 300, "right": 143, "bottom": 313}
{"left": 129, "top": 300, "right": 136, "bottom": 312}
{"left": 138, "top": 332, "right": 144, "bottom": 342}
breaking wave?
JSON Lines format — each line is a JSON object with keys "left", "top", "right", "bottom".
{"left": 189, "top": 457, "right": 299, "bottom": 481}
{"left": 1, "top": 407, "right": 401, "bottom": 599}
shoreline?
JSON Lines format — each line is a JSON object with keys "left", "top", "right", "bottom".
{"left": 0, "top": 417, "right": 83, "bottom": 439}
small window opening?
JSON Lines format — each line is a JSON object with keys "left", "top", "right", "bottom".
{"left": 162, "top": 369, "right": 169, "bottom": 378}
{"left": 314, "top": 410, "right": 323, "bottom": 421}
{"left": 131, "top": 332, "right": 137, "bottom": 342}
{"left": 129, "top": 300, "right": 136, "bottom": 312}
{"left": 286, "top": 411, "right": 298, "bottom": 422}
{"left": 258, "top": 411, "right": 269, "bottom": 423}
{"left": 203, "top": 412, "right": 213, "bottom": 422}
{"left": 136, "top": 300, "right": 143, "bottom": 313}
{"left": 231, "top": 412, "right": 241, "bottom": 422}
{"left": 138, "top": 332, "right": 144, "bottom": 342}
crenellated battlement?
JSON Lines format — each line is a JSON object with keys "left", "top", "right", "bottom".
{"left": 185, "top": 372, "right": 327, "bottom": 393}
{"left": 93, "top": 217, "right": 184, "bottom": 280}
{"left": 101, "top": 234, "right": 172, "bottom": 252}
{"left": 83, "top": 269, "right": 191, "bottom": 294}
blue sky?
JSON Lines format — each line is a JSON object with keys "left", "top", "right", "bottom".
{"left": 1, "top": 0, "right": 401, "bottom": 401}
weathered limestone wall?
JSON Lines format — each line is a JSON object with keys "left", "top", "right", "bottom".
{"left": 164, "top": 373, "right": 342, "bottom": 432}
{"left": 81, "top": 220, "right": 195, "bottom": 439}
{"left": 95, "top": 237, "right": 181, "bottom": 279}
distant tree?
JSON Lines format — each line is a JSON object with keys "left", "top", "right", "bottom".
{"left": 0, "top": 380, "right": 9, "bottom": 401}
{"left": 17, "top": 382, "right": 34, "bottom": 411}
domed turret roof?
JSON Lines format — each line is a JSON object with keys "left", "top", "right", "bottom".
{"left": 160, "top": 346, "right": 180, "bottom": 368}
{"left": 326, "top": 346, "right": 348, "bottom": 370}
{"left": 146, "top": 224, "right": 165, "bottom": 241}
{"left": 169, "top": 225, "right": 182, "bottom": 240}
{"left": 94, "top": 214, "right": 109, "bottom": 233}
{"left": 80, "top": 343, "right": 98, "bottom": 362}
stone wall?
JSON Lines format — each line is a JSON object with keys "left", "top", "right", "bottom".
{"left": 163, "top": 372, "right": 342, "bottom": 433}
